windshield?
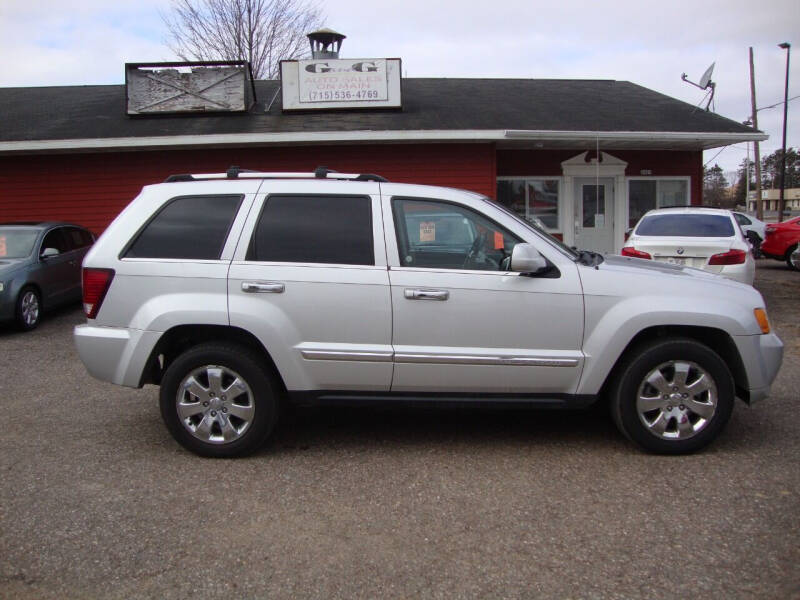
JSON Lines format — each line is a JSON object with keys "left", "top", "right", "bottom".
{"left": 487, "top": 197, "right": 580, "bottom": 259}
{"left": 0, "top": 228, "right": 38, "bottom": 258}
{"left": 636, "top": 214, "right": 735, "bottom": 237}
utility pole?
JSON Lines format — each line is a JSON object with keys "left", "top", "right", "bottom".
{"left": 749, "top": 47, "right": 764, "bottom": 220}
{"left": 777, "top": 42, "right": 791, "bottom": 222}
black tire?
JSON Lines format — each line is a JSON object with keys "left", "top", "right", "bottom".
{"left": 610, "top": 338, "right": 734, "bottom": 454}
{"left": 159, "top": 343, "right": 280, "bottom": 458}
{"left": 746, "top": 232, "right": 762, "bottom": 259}
{"left": 786, "top": 244, "right": 799, "bottom": 271}
{"left": 15, "top": 286, "right": 41, "bottom": 331}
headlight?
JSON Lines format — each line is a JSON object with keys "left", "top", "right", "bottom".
{"left": 0, "top": 282, "right": 4, "bottom": 292}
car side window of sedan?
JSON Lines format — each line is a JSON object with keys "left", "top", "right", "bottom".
{"left": 40, "top": 228, "right": 70, "bottom": 257}
{"left": 392, "top": 197, "right": 521, "bottom": 271}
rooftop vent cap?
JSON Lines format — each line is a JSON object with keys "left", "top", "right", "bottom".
{"left": 307, "top": 28, "right": 346, "bottom": 59}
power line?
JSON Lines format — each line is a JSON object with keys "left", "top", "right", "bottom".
{"left": 757, "top": 94, "right": 800, "bottom": 112}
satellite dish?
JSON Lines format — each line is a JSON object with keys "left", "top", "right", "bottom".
{"left": 699, "top": 62, "right": 715, "bottom": 89}
{"left": 681, "top": 61, "right": 717, "bottom": 111}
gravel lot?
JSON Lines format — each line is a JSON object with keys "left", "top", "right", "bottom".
{"left": 1, "top": 262, "right": 798, "bottom": 599}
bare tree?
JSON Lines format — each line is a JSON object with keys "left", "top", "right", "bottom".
{"left": 163, "top": 0, "right": 325, "bottom": 79}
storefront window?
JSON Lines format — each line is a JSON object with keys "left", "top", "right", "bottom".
{"left": 496, "top": 179, "right": 560, "bottom": 230}
{"left": 628, "top": 179, "right": 689, "bottom": 229}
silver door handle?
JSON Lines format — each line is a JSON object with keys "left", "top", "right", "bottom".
{"left": 242, "top": 281, "right": 285, "bottom": 293}
{"left": 404, "top": 288, "right": 449, "bottom": 301}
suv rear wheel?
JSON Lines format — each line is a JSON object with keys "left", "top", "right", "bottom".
{"left": 610, "top": 338, "right": 734, "bottom": 454}
{"left": 159, "top": 343, "right": 279, "bottom": 457}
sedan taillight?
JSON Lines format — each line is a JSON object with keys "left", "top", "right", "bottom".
{"left": 82, "top": 268, "right": 115, "bottom": 319}
{"left": 621, "top": 246, "right": 652, "bottom": 259}
{"left": 708, "top": 249, "right": 746, "bottom": 265}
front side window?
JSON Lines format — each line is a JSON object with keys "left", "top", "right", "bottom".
{"left": 248, "top": 195, "right": 373, "bottom": 265}
{"left": 496, "top": 179, "right": 560, "bottom": 231}
{"left": 629, "top": 179, "right": 689, "bottom": 228}
{"left": 41, "top": 228, "right": 70, "bottom": 255}
{"left": 125, "top": 195, "right": 242, "bottom": 260}
{"left": 392, "top": 198, "right": 521, "bottom": 271}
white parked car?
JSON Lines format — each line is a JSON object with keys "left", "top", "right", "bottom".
{"left": 732, "top": 211, "right": 767, "bottom": 257}
{"left": 74, "top": 170, "right": 782, "bottom": 457}
{"left": 623, "top": 207, "right": 755, "bottom": 285}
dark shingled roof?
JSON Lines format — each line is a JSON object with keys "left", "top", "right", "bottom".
{"left": 0, "top": 78, "right": 755, "bottom": 142}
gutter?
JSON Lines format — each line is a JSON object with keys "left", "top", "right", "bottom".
{"left": 0, "top": 129, "right": 768, "bottom": 154}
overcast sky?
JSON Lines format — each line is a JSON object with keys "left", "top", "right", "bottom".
{"left": 1, "top": 0, "right": 797, "bottom": 178}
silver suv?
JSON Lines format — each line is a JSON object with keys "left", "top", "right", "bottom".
{"left": 74, "top": 169, "right": 784, "bottom": 457}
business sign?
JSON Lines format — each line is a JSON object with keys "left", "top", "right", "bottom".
{"left": 281, "top": 58, "right": 402, "bottom": 111}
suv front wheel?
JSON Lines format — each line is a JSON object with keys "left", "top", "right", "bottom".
{"left": 610, "top": 338, "right": 735, "bottom": 454}
{"left": 159, "top": 343, "right": 279, "bottom": 457}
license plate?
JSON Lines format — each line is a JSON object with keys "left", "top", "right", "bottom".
{"left": 662, "top": 257, "right": 686, "bottom": 265}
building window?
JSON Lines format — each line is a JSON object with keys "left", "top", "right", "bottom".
{"left": 628, "top": 178, "right": 689, "bottom": 229}
{"left": 496, "top": 179, "right": 560, "bottom": 231}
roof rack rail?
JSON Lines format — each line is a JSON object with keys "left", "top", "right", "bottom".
{"left": 164, "top": 166, "right": 388, "bottom": 183}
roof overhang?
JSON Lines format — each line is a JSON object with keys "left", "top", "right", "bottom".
{"left": 0, "top": 129, "right": 767, "bottom": 155}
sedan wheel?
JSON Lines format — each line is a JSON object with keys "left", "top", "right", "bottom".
{"left": 16, "top": 288, "right": 41, "bottom": 330}
{"left": 788, "top": 245, "right": 800, "bottom": 271}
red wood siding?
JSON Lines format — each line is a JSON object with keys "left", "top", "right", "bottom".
{"left": 496, "top": 149, "right": 703, "bottom": 204}
{"left": 0, "top": 143, "right": 496, "bottom": 234}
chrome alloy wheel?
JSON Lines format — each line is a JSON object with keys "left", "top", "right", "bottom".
{"left": 20, "top": 290, "right": 40, "bottom": 327}
{"left": 175, "top": 365, "right": 255, "bottom": 444}
{"left": 636, "top": 360, "right": 717, "bottom": 440}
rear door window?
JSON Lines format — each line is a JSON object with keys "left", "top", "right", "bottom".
{"left": 125, "top": 195, "right": 243, "bottom": 259}
{"left": 247, "top": 195, "right": 374, "bottom": 265}
{"left": 636, "top": 214, "right": 735, "bottom": 237}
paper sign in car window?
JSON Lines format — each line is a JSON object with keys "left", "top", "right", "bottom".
{"left": 0, "top": 235, "right": 6, "bottom": 257}
{"left": 420, "top": 222, "right": 435, "bottom": 242}
{"left": 493, "top": 231, "right": 504, "bottom": 250}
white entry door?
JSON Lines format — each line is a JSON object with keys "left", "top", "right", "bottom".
{"left": 574, "top": 178, "right": 614, "bottom": 253}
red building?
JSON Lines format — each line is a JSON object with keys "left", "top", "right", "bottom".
{"left": 0, "top": 57, "right": 764, "bottom": 254}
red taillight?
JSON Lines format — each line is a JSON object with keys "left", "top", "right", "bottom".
{"left": 82, "top": 268, "right": 115, "bottom": 319}
{"left": 621, "top": 246, "right": 652, "bottom": 259}
{"left": 708, "top": 249, "right": 746, "bottom": 265}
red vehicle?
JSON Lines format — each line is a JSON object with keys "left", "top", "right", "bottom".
{"left": 761, "top": 215, "right": 800, "bottom": 270}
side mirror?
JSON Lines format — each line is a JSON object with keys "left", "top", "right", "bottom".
{"left": 510, "top": 243, "right": 548, "bottom": 275}
{"left": 40, "top": 247, "right": 60, "bottom": 259}
{"left": 624, "top": 227, "right": 633, "bottom": 241}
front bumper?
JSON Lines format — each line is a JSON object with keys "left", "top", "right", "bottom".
{"left": 74, "top": 324, "right": 161, "bottom": 388}
{"left": 733, "top": 332, "right": 784, "bottom": 404}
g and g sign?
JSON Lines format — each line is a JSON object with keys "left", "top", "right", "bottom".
{"left": 280, "top": 58, "right": 402, "bottom": 110}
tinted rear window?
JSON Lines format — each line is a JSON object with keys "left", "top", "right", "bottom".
{"left": 636, "top": 214, "right": 735, "bottom": 237}
{"left": 248, "top": 195, "right": 373, "bottom": 265}
{"left": 125, "top": 195, "right": 242, "bottom": 259}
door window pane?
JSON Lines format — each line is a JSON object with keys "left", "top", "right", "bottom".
{"left": 125, "top": 195, "right": 243, "bottom": 260}
{"left": 248, "top": 195, "right": 373, "bottom": 265}
{"left": 392, "top": 198, "right": 520, "bottom": 270}
{"left": 582, "top": 185, "right": 605, "bottom": 228}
